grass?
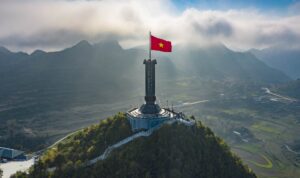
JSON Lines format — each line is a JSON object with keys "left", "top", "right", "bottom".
{"left": 247, "top": 154, "right": 273, "bottom": 169}
{"left": 188, "top": 99, "right": 300, "bottom": 178}
{"left": 176, "top": 81, "right": 189, "bottom": 87}
{"left": 235, "top": 144, "right": 261, "bottom": 153}
{"left": 222, "top": 108, "right": 258, "bottom": 117}
{"left": 251, "top": 122, "right": 281, "bottom": 135}
{"left": 233, "top": 144, "right": 273, "bottom": 168}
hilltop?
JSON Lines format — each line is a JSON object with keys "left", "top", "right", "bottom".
{"left": 13, "top": 113, "right": 256, "bottom": 178}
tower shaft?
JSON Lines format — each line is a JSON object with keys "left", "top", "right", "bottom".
{"left": 144, "top": 59, "right": 156, "bottom": 104}
{"left": 139, "top": 59, "right": 160, "bottom": 114}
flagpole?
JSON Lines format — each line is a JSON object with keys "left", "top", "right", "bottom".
{"left": 149, "top": 31, "right": 151, "bottom": 60}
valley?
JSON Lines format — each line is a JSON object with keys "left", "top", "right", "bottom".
{"left": 175, "top": 84, "right": 300, "bottom": 178}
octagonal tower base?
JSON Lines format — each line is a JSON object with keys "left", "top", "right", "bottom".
{"left": 126, "top": 107, "right": 179, "bottom": 131}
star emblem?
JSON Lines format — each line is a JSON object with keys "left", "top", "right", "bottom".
{"left": 159, "top": 43, "right": 164, "bottom": 48}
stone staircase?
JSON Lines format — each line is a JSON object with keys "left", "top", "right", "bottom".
{"left": 85, "top": 118, "right": 194, "bottom": 166}
{"left": 46, "top": 118, "right": 194, "bottom": 171}
{"left": 85, "top": 121, "right": 171, "bottom": 166}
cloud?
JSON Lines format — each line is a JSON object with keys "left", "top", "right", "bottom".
{"left": 288, "top": 1, "right": 300, "bottom": 15}
{"left": 0, "top": 0, "right": 300, "bottom": 52}
{"left": 192, "top": 17, "right": 233, "bottom": 37}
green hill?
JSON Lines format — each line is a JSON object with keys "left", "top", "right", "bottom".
{"left": 13, "top": 113, "right": 256, "bottom": 178}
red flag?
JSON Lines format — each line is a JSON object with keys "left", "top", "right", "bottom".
{"left": 151, "top": 35, "right": 172, "bottom": 52}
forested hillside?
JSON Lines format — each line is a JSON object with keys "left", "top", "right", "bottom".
{"left": 13, "top": 113, "right": 256, "bottom": 178}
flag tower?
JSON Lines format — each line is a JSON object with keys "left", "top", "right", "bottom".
{"left": 139, "top": 32, "right": 160, "bottom": 114}
{"left": 127, "top": 32, "right": 178, "bottom": 131}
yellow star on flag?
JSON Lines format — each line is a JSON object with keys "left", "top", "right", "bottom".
{"left": 159, "top": 42, "right": 164, "bottom": 48}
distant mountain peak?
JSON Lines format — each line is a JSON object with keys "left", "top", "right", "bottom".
{"left": 0, "top": 46, "right": 11, "bottom": 54}
{"left": 251, "top": 46, "right": 300, "bottom": 79}
{"left": 94, "top": 39, "right": 123, "bottom": 50}
{"left": 31, "top": 49, "right": 46, "bottom": 56}
{"left": 74, "top": 40, "right": 92, "bottom": 48}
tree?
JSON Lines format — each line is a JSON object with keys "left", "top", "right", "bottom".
{"left": 13, "top": 114, "right": 257, "bottom": 178}
{"left": 10, "top": 171, "right": 28, "bottom": 178}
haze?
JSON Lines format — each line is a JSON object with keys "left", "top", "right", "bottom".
{"left": 1, "top": 0, "right": 300, "bottom": 52}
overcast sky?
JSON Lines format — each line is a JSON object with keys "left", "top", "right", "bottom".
{"left": 1, "top": 0, "right": 300, "bottom": 52}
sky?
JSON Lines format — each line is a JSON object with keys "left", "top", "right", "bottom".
{"left": 0, "top": 0, "right": 300, "bottom": 52}
{"left": 172, "top": 0, "right": 297, "bottom": 11}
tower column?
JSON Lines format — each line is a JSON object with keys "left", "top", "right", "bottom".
{"left": 139, "top": 59, "right": 160, "bottom": 114}
{"left": 144, "top": 59, "right": 156, "bottom": 104}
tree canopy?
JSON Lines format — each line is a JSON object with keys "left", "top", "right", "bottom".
{"left": 13, "top": 112, "right": 256, "bottom": 178}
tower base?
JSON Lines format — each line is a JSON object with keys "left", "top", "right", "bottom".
{"left": 139, "top": 103, "right": 161, "bottom": 114}
{"left": 126, "top": 107, "right": 178, "bottom": 131}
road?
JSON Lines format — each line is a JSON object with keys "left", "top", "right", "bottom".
{"left": 0, "top": 128, "right": 84, "bottom": 178}
{"left": 262, "top": 87, "right": 298, "bottom": 102}
{"left": 284, "top": 144, "right": 300, "bottom": 155}
{"left": 47, "top": 129, "right": 84, "bottom": 149}
{"left": 173, "top": 100, "right": 209, "bottom": 108}
{"left": 0, "top": 158, "right": 34, "bottom": 178}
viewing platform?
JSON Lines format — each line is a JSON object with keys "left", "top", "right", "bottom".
{"left": 127, "top": 107, "right": 184, "bottom": 131}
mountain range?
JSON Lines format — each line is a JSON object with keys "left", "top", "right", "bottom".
{"left": 0, "top": 40, "right": 290, "bottom": 118}
{"left": 0, "top": 40, "right": 292, "bottom": 151}
{"left": 250, "top": 47, "right": 300, "bottom": 79}
{"left": 0, "top": 40, "right": 290, "bottom": 100}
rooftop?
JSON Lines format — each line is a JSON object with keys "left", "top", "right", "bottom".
{"left": 0, "top": 147, "right": 24, "bottom": 159}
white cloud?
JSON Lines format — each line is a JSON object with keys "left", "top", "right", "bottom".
{"left": 0, "top": 0, "right": 300, "bottom": 52}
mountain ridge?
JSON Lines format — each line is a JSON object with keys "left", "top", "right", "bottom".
{"left": 0, "top": 39, "right": 291, "bottom": 151}
{"left": 250, "top": 47, "right": 300, "bottom": 79}
{"left": 0, "top": 39, "right": 289, "bottom": 82}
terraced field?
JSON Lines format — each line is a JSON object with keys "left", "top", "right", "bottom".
{"left": 173, "top": 88, "right": 300, "bottom": 178}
